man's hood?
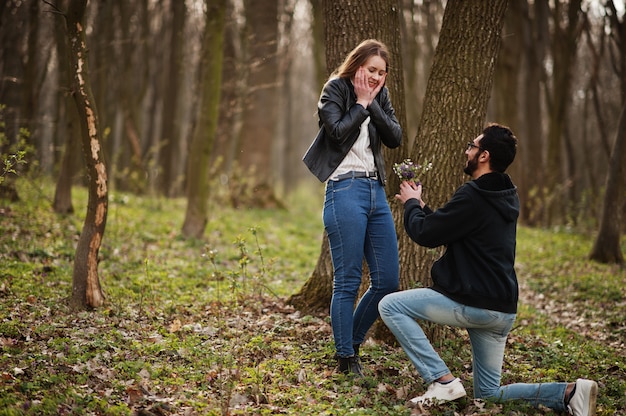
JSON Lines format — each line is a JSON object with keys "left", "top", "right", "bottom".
{"left": 467, "top": 172, "right": 519, "bottom": 222}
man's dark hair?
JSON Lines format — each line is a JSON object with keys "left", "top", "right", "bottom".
{"left": 478, "top": 123, "right": 517, "bottom": 172}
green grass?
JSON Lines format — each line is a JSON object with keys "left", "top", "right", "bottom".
{"left": 0, "top": 178, "right": 624, "bottom": 415}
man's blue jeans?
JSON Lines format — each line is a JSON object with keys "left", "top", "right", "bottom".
{"left": 379, "top": 288, "right": 568, "bottom": 411}
{"left": 324, "top": 177, "right": 399, "bottom": 358}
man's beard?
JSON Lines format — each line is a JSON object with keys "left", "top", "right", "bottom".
{"left": 463, "top": 153, "right": 479, "bottom": 176}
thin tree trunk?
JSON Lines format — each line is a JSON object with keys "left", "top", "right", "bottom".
{"left": 182, "top": 0, "right": 227, "bottom": 238}
{"left": 65, "top": 0, "right": 108, "bottom": 310}
{"left": 589, "top": 101, "right": 625, "bottom": 264}
{"left": 213, "top": 0, "right": 243, "bottom": 173}
{"left": 158, "top": 0, "right": 186, "bottom": 197}
{"left": 236, "top": 0, "right": 280, "bottom": 206}
{"left": 493, "top": 0, "right": 524, "bottom": 216}
{"left": 544, "top": 0, "right": 583, "bottom": 225}
{"left": 521, "top": 0, "right": 549, "bottom": 225}
{"left": 53, "top": 2, "right": 78, "bottom": 214}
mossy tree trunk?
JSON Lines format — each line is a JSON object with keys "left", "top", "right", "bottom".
{"left": 182, "top": 0, "right": 227, "bottom": 238}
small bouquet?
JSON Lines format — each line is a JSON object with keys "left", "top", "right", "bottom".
{"left": 393, "top": 159, "right": 432, "bottom": 184}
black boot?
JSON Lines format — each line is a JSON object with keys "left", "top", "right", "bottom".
{"left": 337, "top": 355, "right": 364, "bottom": 377}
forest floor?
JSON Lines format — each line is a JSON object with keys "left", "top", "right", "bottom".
{"left": 0, "top": 179, "right": 625, "bottom": 415}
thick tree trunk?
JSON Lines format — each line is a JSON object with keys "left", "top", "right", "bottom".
{"left": 66, "top": 0, "right": 107, "bottom": 310}
{"left": 182, "top": 0, "right": 227, "bottom": 239}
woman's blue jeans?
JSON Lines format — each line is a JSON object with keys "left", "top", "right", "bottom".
{"left": 324, "top": 177, "right": 399, "bottom": 358}
{"left": 378, "top": 289, "right": 568, "bottom": 412}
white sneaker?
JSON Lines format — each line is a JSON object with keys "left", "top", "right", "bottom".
{"left": 408, "top": 377, "right": 467, "bottom": 407}
{"left": 567, "top": 379, "right": 598, "bottom": 416}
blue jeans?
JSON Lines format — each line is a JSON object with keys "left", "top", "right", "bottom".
{"left": 324, "top": 177, "right": 399, "bottom": 358}
{"left": 378, "top": 289, "right": 568, "bottom": 412}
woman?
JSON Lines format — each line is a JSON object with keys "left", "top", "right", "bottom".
{"left": 303, "top": 39, "right": 402, "bottom": 377}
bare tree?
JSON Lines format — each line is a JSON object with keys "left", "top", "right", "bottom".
{"left": 61, "top": 0, "right": 108, "bottom": 309}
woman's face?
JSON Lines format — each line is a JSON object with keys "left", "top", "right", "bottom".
{"left": 361, "top": 55, "right": 387, "bottom": 88}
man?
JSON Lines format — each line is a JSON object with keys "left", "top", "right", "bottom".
{"left": 378, "top": 124, "right": 597, "bottom": 415}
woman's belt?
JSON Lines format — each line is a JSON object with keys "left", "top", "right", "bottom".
{"left": 334, "top": 171, "right": 378, "bottom": 181}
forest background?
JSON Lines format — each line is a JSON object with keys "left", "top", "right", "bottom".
{"left": 1, "top": 0, "right": 625, "bottom": 415}
{"left": 2, "top": 0, "right": 625, "bottom": 229}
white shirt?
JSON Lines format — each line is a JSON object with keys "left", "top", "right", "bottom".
{"left": 329, "top": 117, "right": 376, "bottom": 181}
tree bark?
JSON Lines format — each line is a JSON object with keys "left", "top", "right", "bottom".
{"left": 158, "top": 0, "right": 186, "bottom": 197}
{"left": 182, "top": 0, "right": 227, "bottom": 238}
{"left": 544, "top": 0, "right": 583, "bottom": 225}
{"left": 213, "top": 1, "right": 242, "bottom": 172}
{"left": 588, "top": 94, "right": 625, "bottom": 264}
{"left": 236, "top": 0, "right": 281, "bottom": 207}
{"left": 520, "top": 0, "right": 549, "bottom": 225}
{"left": 66, "top": 0, "right": 107, "bottom": 310}
{"left": 53, "top": 1, "right": 79, "bottom": 215}
{"left": 493, "top": 0, "right": 524, "bottom": 214}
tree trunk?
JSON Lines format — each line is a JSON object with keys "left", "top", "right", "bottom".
{"left": 310, "top": 0, "right": 326, "bottom": 89}
{"left": 520, "top": 0, "right": 549, "bottom": 225}
{"left": 53, "top": 2, "right": 79, "bottom": 215}
{"left": 66, "top": 0, "right": 107, "bottom": 310}
{"left": 0, "top": 0, "right": 29, "bottom": 201}
{"left": 288, "top": 236, "right": 334, "bottom": 314}
{"left": 53, "top": 118, "right": 79, "bottom": 214}
{"left": 588, "top": 101, "right": 625, "bottom": 264}
{"left": 544, "top": 0, "right": 583, "bottom": 225}
{"left": 236, "top": 0, "right": 281, "bottom": 207}
{"left": 158, "top": 0, "right": 186, "bottom": 197}
{"left": 182, "top": 0, "right": 227, "bottom": 239}
{"left": 213, "top": 1, "right": 242, "bottom": 172}
{"left": 492, "top": 0, "right": 524, "bottom": 213}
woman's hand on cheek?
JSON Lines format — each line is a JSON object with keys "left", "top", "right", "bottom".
{"left": 354, "top": 67, "right": 371, "bottom": 107}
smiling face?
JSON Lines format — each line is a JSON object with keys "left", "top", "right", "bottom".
{"left": 361, "top": 55, "right": 387, "bottom": 88}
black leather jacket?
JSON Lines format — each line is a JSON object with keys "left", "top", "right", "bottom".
{"left": 303, "top": 76, "right": 402, "bottom": 185}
